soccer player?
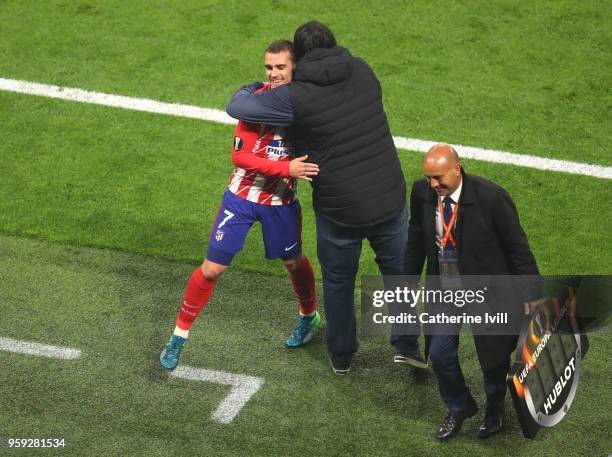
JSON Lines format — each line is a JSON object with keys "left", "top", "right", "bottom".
{"left": 160, "top": 40, "right": 321, "bottom": 370}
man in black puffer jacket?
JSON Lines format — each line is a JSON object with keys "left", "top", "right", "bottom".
{"left": 227, "top": 21, "right": 423, "bottom": 374}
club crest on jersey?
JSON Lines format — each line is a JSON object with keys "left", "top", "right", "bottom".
{"left": 215, "top": 230, "right": 225, "bottom": 242}
{"left": 233, "top": 136, "right": 244, "bottom": 151}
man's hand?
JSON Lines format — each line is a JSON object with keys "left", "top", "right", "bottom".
{"left": 523, "top": 297, "right": 548, "bottom": 315}
{"left": 289, "top": 155, "right": 319, "bottom": 181}
{"left": 245, "top": 81, "right": 265, "bottom": 92}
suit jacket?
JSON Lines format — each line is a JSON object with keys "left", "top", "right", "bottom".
{"left": 405, "top": 171, "right": 541, "bottom": 368}
{"left": 405, "top": 171, "right": 539, "bottom": 278}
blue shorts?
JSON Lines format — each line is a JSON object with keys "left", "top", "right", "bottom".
{"left": 206, "top": 190, "right": 302, "bottom": 266}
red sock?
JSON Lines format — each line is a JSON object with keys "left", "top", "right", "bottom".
{"left": 289, "top": 256, "right": 317, "bottom": 316}
{"left": 176, "top": 267, "right": 216, "bottom": 330}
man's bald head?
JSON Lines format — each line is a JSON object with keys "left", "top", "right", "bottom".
{"left": 423, "top": 144, "right": 462, "bottom": 196}
{"left": 424, "top": 144, "right": 460, "bottom": 166}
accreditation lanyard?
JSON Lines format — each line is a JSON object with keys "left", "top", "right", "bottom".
{"left": 438, "top": 196, "right": 460, "bottom": 250}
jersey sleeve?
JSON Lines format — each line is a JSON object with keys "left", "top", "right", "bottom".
{"left": 231, "top": 149, "right": 290, "bottom": 178}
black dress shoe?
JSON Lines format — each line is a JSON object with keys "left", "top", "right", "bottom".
{"left": 328, "top": 352, "right": 352, "bottom": 375}
{"left": 393, "top": 350, "right": 428, "bottom": 369}
{"left": 436, "top": 403, "right": 478, "bottom": 441}
{"left": 477, "top": 409, "right": 504, "bottom": 439}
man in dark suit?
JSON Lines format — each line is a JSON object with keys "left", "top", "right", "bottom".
{"left": 405, "top": 144, "right": 541, "bottom": 440}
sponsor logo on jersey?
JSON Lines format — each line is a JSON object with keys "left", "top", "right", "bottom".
{"left": 234, "top": 136, "right": 243, "bottom": 151}
{"left": 215, "top": 230, "right": 225, "bottom": 242}
{"left": 266, "top": 139, "right": 293, "bottom": 158}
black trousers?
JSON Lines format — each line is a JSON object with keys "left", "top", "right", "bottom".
{"left": 428, "top": 333, "right": 513, "bottom": 412}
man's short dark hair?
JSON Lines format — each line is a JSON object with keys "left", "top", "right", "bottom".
{"left": 293, "top": 21, "right": 336, "bottom": 62}
{"left": 265, "top": 40, "right": 294, "bottom": 62}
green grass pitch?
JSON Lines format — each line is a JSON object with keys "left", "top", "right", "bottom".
{"left": 1, "top": 235, "right": 610, "bottom": 457}
{"left": 0, "top": 1, "right": 610, "bottom": 456}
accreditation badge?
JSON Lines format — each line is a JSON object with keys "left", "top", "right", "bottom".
{"left": 438, "top": 250, "right": 461, "bottom": 290}
{"left": 437, "top": 195, "right": 460, "bottom": 291}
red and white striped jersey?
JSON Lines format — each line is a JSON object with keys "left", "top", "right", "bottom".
{"left": 227, "top": 109, "right": 296, "bottom": 206}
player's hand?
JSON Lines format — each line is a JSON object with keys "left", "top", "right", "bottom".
{"left": 523, "top": 297, "right": 547, "bottom": 315}
{"left": 289, "top": 155, "right": 319, "bottom": 181}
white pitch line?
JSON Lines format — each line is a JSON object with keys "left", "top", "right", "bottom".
{"left": 0, "top": 77, "right": 236, "bottom": 125}
{"left": 0, "top": 336, "right": 81, "bottom": 359}
{"left": 171, "top": 366, "right": 264, "bottom": 424}
{"left": 1, "top": 77, "right": 610, "bottom": 180}
{"left": 392, "top": 137, "right": 612, "bottom": 180}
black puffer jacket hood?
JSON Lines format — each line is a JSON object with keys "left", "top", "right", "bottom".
{"left": 288, "top": 46, "right": 406, "bottom": 228}
{"left": 294, "top": 46, "right": 352, "bottom": 86}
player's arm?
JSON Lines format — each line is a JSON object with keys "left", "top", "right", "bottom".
{"left": 232, "top": 151, "right": 319, "bottom": 182}
{"left": 227, "top": 83, "right": 294, "bottom": 127}
{"left": 232, "top": 149, "right": 290, "bottom": 177}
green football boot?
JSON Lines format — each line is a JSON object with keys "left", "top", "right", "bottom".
{"left": 160, "top": 334, "right": 187, "bottom": 370}
{"left": 285, "top": 311, "right": 321, "bottom": 348}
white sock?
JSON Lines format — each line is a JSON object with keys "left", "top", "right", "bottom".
{"left": 174, "top": 326, "right": 189, "bottom": 339}
{"left": 300, "top": 310, "right": 316, "bottom": 318}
